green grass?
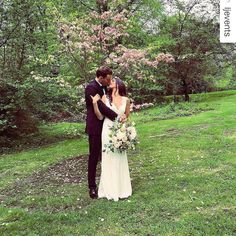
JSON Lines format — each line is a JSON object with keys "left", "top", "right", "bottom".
{"left": 0, "top": 90, "right": 236, "bottom": 235}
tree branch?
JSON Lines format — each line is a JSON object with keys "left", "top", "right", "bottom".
{"left": 78, "top": 0, "right": 96, "bottom": 11}
{"left": 0, "top": 21, "right": 21, "bottom": 48}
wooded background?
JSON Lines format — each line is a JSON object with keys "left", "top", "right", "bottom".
{"left": 0, "top": 0, "right": 235, "bottom": 144}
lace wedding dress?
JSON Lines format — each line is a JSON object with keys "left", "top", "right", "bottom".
{"left": 98, "top": 96, "right": 132, "bottom": 201}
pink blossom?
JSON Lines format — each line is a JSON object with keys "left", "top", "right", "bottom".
{"left": 98, "top": 32, "right": 105, "bottom": 40}
{"left": 109, "top": 53, "right": 117, "bottom": 59}
{"left": 100, "top": 11, "right": 113, "bottom": 20}
{"left": 104, "top": 27, "right": 117, "bottom": 34}
{"left": 90, "top": 11, "right": 100, "bottom": 19}
{"left": 112, "top": 12, "right": 128, "bottom": 22}
{"left": 58, "top": 9, "right": 172, "bottom": 79}
{"left": 155, "top": 53, "right": 175, "bottom": 63}
{"left": 92, "top": 25, "right": 102, "bottom": 31}
{"left": 87, "top": 35, "right": 99, "bottom": 42}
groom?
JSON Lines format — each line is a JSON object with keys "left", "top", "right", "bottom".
{"left": 85, "top": 66, "right": 119, "bottom": 199}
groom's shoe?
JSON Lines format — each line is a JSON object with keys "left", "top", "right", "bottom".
{"left": 89, "top": 188, "right": 98, "bottom": 199}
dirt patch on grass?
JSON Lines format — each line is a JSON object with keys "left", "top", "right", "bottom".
{"left": 193, "top": 167, "right": 226, "bottom": 175}
{"left": 1, "top": 155, "right": 99, "bottom": 199}
{"left": 190, "top": 124, "right": 212, "bottom": 131}
{"left": 28, "top": 155, "right": 90, "bottom": 185}
{"left": 223, "top": 128, "right": 236, "bottom": 137}
{"left": 196, "top": 205, "right": 236, "bottom": 215}
{"left": 149, "top": 125, "right": 213, "bottom": 139}
{"left": 149, "top": 128, "right": 182, "bottom": 138}
{"left": 1, "top": 155, "right": 103, "bottom": 212}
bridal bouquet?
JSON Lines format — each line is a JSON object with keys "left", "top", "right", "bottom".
{"left": 103, "top": 119, "right": 138, "bottom": 153}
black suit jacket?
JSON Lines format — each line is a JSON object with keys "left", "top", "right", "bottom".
{"left": 85, "top": 79, "right": 118, "bottom": 135}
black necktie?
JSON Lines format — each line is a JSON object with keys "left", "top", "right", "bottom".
{"left": 101, "top": 86, "right": 106, "bottom": 95}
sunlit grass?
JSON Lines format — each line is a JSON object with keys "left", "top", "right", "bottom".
{"left": 0, "top": 90, "right": 236, "bottom": 235}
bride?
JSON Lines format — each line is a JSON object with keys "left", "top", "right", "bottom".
{"left": 90, "top": 76, "right": 132, "bottom": 201}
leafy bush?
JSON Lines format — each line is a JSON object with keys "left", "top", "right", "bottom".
{"left": 0, "top": 122, "right": 84, "bottom": 154}
{"left": 0, "top": 79, "right": 39, "bottom": 137}
{"left": 136, "top": 101, "right": 214, "bottom": 123}
{"left": 0, "top": 74, "right": 82, "bottom": 139}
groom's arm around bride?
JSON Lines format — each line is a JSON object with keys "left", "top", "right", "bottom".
{"left": 84, "top": 66, "right": 120, "bottom": 199}
{"left": 85, "top": 84, "right": 117, "bottom": 123}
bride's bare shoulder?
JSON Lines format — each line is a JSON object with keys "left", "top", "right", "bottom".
{"left": 122, "top": 96, "right": 130, "bottom": 104}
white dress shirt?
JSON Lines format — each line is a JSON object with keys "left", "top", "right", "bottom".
{"left": 95, "top": 78, "right": 106, "bottom": 95}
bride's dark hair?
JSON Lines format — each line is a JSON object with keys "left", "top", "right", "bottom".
{"left": 108, "top": 77, "right": 127, "bottom": 103}
{"left": 114, "top": 77, "right": 127, "bottom": 96}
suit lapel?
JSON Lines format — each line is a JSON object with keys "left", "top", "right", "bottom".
{"left": 93, "top": 79, "right": 103, "bottom": 96}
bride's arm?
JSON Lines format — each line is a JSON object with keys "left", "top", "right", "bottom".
{"left": 125, "top": 98, "right": 131, "bottom": 118}
{"left": 90, "top": 94, "right": 104, "bottom": 120}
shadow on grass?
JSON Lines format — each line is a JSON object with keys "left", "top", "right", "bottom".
{"left": 1, "top": 155, "right": 98, "bottom": 212}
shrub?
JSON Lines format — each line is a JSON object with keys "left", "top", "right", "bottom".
{"left": 0, "top": 74, "right": 82, "bottom": 139}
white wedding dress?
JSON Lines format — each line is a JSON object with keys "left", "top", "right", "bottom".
{"left": 98, "top": 96, "right": 132, "bottom": 201}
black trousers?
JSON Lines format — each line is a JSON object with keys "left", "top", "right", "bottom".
{"left": 88, "top": 135, "right": 101, "bottom": 189}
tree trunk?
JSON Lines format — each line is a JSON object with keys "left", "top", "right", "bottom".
{"left": 96, "top": 0, "right": 108, "bottom": 13}
{"left": 184, "top": 90, "right": 190, "bottom": 102}
{"left": 182, "top": 79, "right": 190, "bottom": 102}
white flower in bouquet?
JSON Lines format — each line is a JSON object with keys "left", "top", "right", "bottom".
{"left": 112, "top": 136, "right": 117, "bottom": 143}
{"left": 114, "top": 142, "right": 120, "bottom": 149}
{"left": 118, "top": 141, "right": 123, "bottom": 146}
{"left": 117, "top": 130, "right": 126, "bottom": 140}
{"left": 120, "top": 124, "right": 126, "bottom": 132}
{"left": 103, "top": 119, "right": 138, "bottom": 154}
{"left": 129, "top": 127, "right": 137, "bottom": 140}
{"left": 122, "top": 135, "right": 128, "bottom": 142}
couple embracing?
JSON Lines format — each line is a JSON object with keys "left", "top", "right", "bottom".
{"left": 85, "top": 66, "right": 132, "bottom": 201}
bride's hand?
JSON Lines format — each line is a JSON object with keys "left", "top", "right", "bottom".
{"left": 119, "top": 114, "right": 127, "bottom": 123}
{"left": 90, "top": 94, "right": 101, "bottom": 104}
{"left": 101, "top": 95, "right": 107, "bottom": 103}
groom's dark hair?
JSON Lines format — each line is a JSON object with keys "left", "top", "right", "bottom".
{"left": 96, "top": 66, "right": 113, "bottom": 78}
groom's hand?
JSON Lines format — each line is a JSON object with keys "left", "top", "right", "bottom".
{"left": 90, "top": 94, "right": 101, "bottom": 104}
{"left": 101, "top": 95, "right": 107, "bottom": 103}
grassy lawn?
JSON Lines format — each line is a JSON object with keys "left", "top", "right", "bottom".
{"left": 0, "top": 90, "right": 236, "bottom": 235}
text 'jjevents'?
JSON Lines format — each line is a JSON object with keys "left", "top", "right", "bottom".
{"left": 220, "top": 0, "right": 236, "bottom": 43}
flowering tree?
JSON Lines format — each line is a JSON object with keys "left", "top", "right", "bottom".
{"left": 58, "top": 9, "right": 174, "bottom": 87}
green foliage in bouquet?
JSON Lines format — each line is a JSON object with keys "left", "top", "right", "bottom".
{"left": 103, "top": 119, "right": 138, "bottom": 154}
